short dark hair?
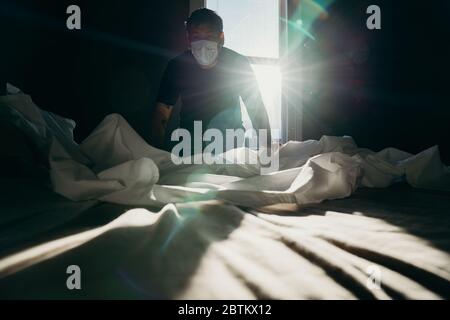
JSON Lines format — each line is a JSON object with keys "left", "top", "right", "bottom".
{"left": 185, "top": 8, "right": 223, "bottom": 33}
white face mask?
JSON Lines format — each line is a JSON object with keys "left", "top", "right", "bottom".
{"left": 191, "top": 40, "right": 219, "bottom": 68}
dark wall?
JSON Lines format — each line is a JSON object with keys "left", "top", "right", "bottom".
{"left": 2, "top": 1, "right": 449, "bottom": 163}
{"left": 0, "top": 0, "right": 189, "bottom": 143}
{"left": 291, "top": 0, "right": 450, "bottom": 163}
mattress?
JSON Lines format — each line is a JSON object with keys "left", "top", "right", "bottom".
{"left": 0, "top": 183, "right": 449, "bottom": 299}
{"left": 1, "top": 87, "right": 449, "bottom": 299}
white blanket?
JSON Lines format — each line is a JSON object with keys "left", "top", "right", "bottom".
{"left": 1, "top": 89, "right": 449, "bottom": 209}
{"left": 1, "top": 88, "right": 450, "bottom": 299}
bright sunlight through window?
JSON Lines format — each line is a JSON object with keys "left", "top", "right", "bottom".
{"left": 207, "top": 0, "right": 282, "bottom": 142}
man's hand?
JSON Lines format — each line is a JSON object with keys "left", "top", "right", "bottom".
{"left": 152, "top": 102, "right": 173, "bottom": 148}
{"left": 239, "top": 60, "right": 273, "bottom": 150}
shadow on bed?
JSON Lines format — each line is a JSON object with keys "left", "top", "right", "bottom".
{"left": 0, "top": 200, "right": 245, "bottom": 299}
{"left": 295, "top": 183, "right": 450, "bottom": 297}
{"left": 301, "top": 183, "right": 450, "bottom": 251}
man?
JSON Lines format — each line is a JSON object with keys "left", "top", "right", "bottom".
{"left": 152, "top": 8, "right": 271, "bottom": 154}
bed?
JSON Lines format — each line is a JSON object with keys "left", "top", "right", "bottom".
{"left": 0, "top": 180, "right": 449, "bottom": 299}
{"left": 0, "top": 85, "right": 449, "bottom": 299}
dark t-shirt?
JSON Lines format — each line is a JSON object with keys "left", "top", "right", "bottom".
{"left": 157, "top": 47, "right": 260, "bottom": 134}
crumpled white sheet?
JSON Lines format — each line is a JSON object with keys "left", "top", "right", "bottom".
{"left": 1, "top": 87, "right": 449, "bottom": 208}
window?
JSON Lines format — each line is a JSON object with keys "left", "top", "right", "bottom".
{"left": 206, "top": 0, "right": 285, "bottom": 142}
{"left": 207, "top": 0, "right": 279, "bottom": 59}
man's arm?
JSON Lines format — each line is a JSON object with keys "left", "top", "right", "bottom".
{"left": 240, "top": 62, "right": 272, "bottom": 147}
{"left": 245, "top": 94, "right": 272, "bottom": 145}
{"left": 152, "top": 102, "right": 173, "bottom": 149}
{"left": 153, "top": 58, "right": 179, "bottom": 148}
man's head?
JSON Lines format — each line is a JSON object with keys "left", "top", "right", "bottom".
{"left": 185, "top": 8, "right": 225, "bottom": 68}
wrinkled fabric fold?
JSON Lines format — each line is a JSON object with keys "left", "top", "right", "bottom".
{"left": 1, "top": 89, "right": 449, "bottom": 209}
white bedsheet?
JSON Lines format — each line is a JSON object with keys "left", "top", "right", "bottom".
{"left": 1, "top": 89, "right": 449, "bottom": 209}
{"left": 1, "top": 89, "right": 450, "bottom": 299}
{"left": 1, "top": 202, "right": 449, "bottom": 299}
